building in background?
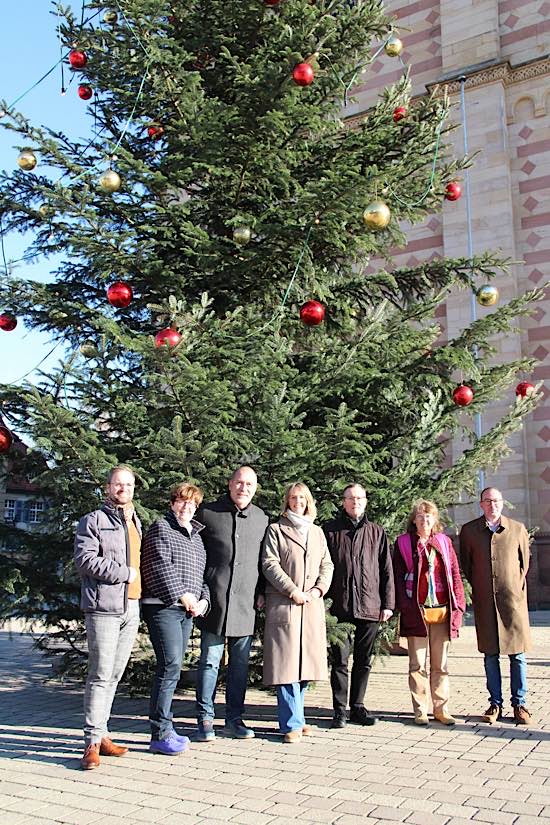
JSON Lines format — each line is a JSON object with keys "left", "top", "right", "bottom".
{"left": 0, "top": 427, "right": 47, "bottom": 553}
{"left": 350, "top": 0, "right": 549, "bottom": 604}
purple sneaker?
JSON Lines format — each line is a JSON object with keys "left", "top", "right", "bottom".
{"left": 149, "top": 734, "right": 189, "bottom": 755}
{"left": 172, "top": 730, "right": 191, "bottom": 744}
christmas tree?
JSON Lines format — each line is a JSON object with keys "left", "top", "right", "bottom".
{"left": 0, "top": 0, "right": 541, "bottom": 651}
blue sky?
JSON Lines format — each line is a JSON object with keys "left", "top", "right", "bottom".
{"left": 0, "top": 2, "right": 88, "bottom": 385}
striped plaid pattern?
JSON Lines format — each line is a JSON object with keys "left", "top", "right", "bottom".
{"left": 142, "top": 511, "right": 209, "bottom": 608}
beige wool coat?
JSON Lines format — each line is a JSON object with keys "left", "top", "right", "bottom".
{"left": 261, "top": 517, "right": 334, "bottom": 686}
{"left": 459, "top": 515, "right": 531, "bottom": 655}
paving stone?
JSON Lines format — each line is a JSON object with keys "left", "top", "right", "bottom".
{"left": 367, "top": 805, "right": 409, "bottom": 821}
{"left": 404, "top": 812, "right": 449, "bottom": 825}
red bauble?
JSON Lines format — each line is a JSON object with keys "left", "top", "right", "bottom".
{"left": 516, "top": 381, "right": 535, "bottom": 397}
{"left": 452, "top": 384, "right": 474, "bottom": 406}
{"left": 0, "top": 313, "right": 17, "bottom": 331}
{"left": 147, "top": 124, "right": 164, "bottom": 140}
{"left": 69, "top": 49, "right": 88, "bottom": 69}
{"left": 0, "top": 425, "right": 13, "bottom": 453}
{"left": 292, "top": 63, "right": 314, "bottom": 87}
{"left": 299, "top": 300, "right": 325, "bottom": 326}
{"left": 107, "top": 281, "right": 133, "bottom": 308}
{"left": 393, "top": 106, "right": 407, "bottom": 122}
{"left": 264, "top": 0, "right": 281, "bottom": 4}
{"left": 78, "top": 84, "right": 93, "bottom": 100}
{"left": 155, "top": 327, "right": 181, "bottom": 348}
{"left": 445, "top": 181, "right": 462, "bottom": 201}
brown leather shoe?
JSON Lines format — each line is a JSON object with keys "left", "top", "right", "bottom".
{"left": 433, "top": 712, "right": 457, "bottom": 726}
{"left": 482, "top": 704, "right": 503, "bottom": 724}
{"left": 283, "top": 729, "right": 303, "bottom": 743}
{"left": 302, "top": 725, "right": 312, "bottom": 736}
{"left": 100, "top": 737, "right": 128, "bottom": 757}
{"left": 513, "top": 706, "right": 531, "bottom": 726}
{"left": 81, "top": 743, "right": 100, "bottom": 770}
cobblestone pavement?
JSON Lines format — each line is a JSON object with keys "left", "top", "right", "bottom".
{"left": 1, "top": 615, "right": 550, "bottom": 825}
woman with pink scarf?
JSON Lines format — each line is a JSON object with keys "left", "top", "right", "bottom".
{"left": 393, "top": 499, "right": 465, "bottom": 726}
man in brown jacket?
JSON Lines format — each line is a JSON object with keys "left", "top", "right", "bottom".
{"left": 324, "top": 484, "right": 394, "bottom": 728}
{"left": 460, "top": 487, "right": 532, "bottom": 725}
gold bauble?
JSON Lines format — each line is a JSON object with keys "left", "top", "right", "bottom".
{"left": 38, "top": 203, "right": 54, "bottom": 219}
{"left": 384, "top": 34, "right": 403, "bottom": 57}
{"left": 476, "top": 284, "right": 499, "bottom": 307}
{"left": 232, "top": 226, "right": 252, "bottom": 245}
{"left": 363, "top": 200, "right": 391, "bottom": 230}
{"left": 99, "top": 169, "right": 121, "bottom": 193}
{"left": 104, "top": 10, "right": 118, "bottom": 24}
{"left": 79, "top": 340, "right": 99, "bottom": 358}
{"left": 17, "top": 149, "right": 37, "bottom": 171}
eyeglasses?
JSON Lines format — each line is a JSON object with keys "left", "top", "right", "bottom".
{"left": 344, "top": 496, "right": 366, "bottom": 501}
{"left": 481, "top": 499, "right": 502, "bottom": 504}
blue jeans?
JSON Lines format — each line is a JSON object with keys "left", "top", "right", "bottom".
{"left": 143, "top": 604, "right": 194, "bottom": 740}
{"left": 484, "top": 653, "right": 527, "bottom": 707}
{"left": 196, "top": 631, "right": 253, "bottom": 723}
{"left": 277, "top": 681, "right": 309, "bottom": 733}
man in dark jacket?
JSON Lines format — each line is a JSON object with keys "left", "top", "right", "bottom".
{"left": 324, "top": 484, "right": 394, "bottom": 728}
{"left": 74, "top": 465, "right": 141, "bottom": 769}
{"left": 195, "top": 466, "right": 269, "bottom": 741}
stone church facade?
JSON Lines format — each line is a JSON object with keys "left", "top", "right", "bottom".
{"left": 349, "top": 1, "right": 550, "bottom": 603}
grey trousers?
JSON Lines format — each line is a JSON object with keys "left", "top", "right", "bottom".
{"left": 83, "top": 599, "right": 140, "bottom": 745}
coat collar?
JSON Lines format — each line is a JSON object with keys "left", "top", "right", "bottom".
{"left": 474, "top": 514, "right": 508, "bottom": 533}
{"left": 218, "top": 492, "right": 253, "bottom": 517}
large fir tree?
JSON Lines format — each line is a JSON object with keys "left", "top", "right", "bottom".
{"left": 0, "top": 0, "right": 541, "bottom": 642}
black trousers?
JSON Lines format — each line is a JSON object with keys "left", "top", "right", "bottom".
{"left": 330, "top": 619, "right": 379, "bottom": 711}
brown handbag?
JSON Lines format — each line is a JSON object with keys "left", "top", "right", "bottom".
{"left": 422, "top": 605, "right": 448, "bottom": 625}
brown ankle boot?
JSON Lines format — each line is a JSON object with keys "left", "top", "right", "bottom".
{"left": 100, "top": 737, "right": 128, "bottom": 757}
{"left": 81, "top": 743, "right": 100, "bottom": 770}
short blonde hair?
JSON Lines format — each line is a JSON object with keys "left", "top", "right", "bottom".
{"left": 107, "top": 464, "right": 135, "bottom": 484}
{"left": 170, "top": 482, "right": 203, "bottom": 507}
{"left": 282, "top": 482, "right": 317, "bottom": 521}
{"left": 407, "top": 499, "right": 442, "bottom": 533}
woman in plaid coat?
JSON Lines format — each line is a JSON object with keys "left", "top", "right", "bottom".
{"left": 142, "top": 482, "right": 210, "bottom": 755}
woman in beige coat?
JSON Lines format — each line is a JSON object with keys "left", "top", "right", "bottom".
{"left": 262, "top": 482, "right": 334, "bottom": 743}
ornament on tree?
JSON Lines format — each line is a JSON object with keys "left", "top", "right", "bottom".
{"left": 445, "top": 181, "right": 461, "bottom": 201}
{"left": 264, "top": 0, "right": 281, "bottom": 5}
{"left": 99, "top": 169, "right": 121, "bottom": 193}
{"left": 0, "top": 312, "right": 17, "bottom": 331}
{"left": 299, "top": 300, "right": 325, "bottom": 326}
{"left": 476, "top": 284, "right": 499, "bottom": 307}
{"left": 103, "top": 10, "right": 118, "bottom": 24}
{"left": 79, "top": 340, "right": 99, "bottom": 358}
{"left": 193, "top": 48, "right": 211, "bottom": 70}
{"left": 78, "top": 84, "right": 93, "bottom": 100}
{"left": 17, "top": 149, "right": 37, "bottom": 171}
{"left": 452, "top": 384, "right": 474, "bottom": 407}
{"left": 363, "top": 200, "right": 391, "bottom": 230}
{"left": 515, "top": 381, "right": 535, "bottom": 398}
{"left": 292, "top": 63, "right": 314, "bottom": 87}
{"left": 38, "top": 203, "right": 55, "bottom": 220}
{"left": 384, "top": 34, "right": 403, "bottom": 57}
{"left": 0, "top": 425, "right": 13, "bottom": 453}
{"left": 107, "top": 281, "right": 133, "bottom": 308}
{"left": 155, "top": 327, "right": 182, "bottom": 348}
{"left": 147, "top": 124, "right": 164, "bottom": 140}
{"left": 393, "top": 106, "right": 407, "bottom": 122}
{"left": 232, "top": 226, "right": 252, "bottom": 245}
{"left": 69, "top": 50, "right": 88, "bottom": 69}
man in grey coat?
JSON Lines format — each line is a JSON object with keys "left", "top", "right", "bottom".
{"left": 195, "top": 466, "right": 269, "bottom": 741}
{"left": 74, "top": 465, "right": 141, "bottom": 769}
